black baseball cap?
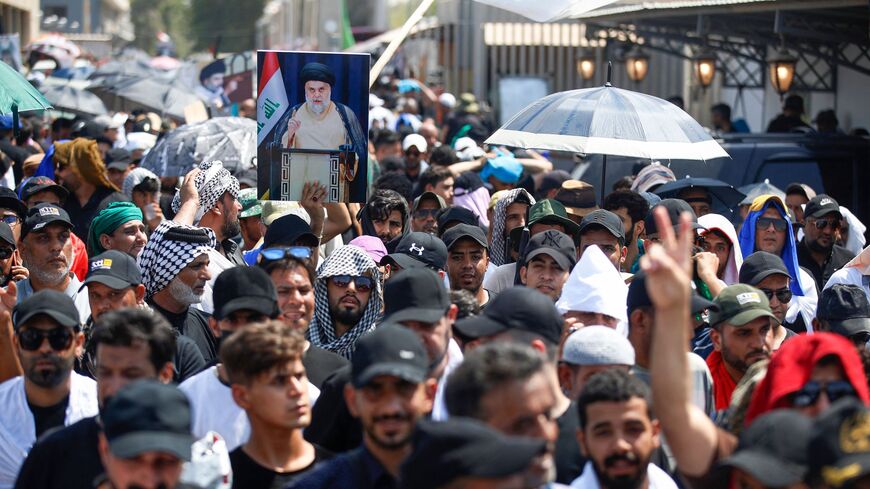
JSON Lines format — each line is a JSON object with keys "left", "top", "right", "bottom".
{"left": 523, "top": 229, "right": 576, "bottom": 271}
{"left": 0, "top": 222, "right": 14, "bottom": 248}
{"left": 739, "top": 251, "right": 791, "bottom": 286}
{"left": 212, "top": 266, "right": 279, "bottom": 321}
{"left": 21, "top": 203, "right": 73, "bottom": 238}
{"left": 262, "top": 214, "right": 319, "bottom": 249}
{"left": 400, "top": 417, "right": 547, "bottom": 489}
{"left": 19, "top": 176, "right": 69, "bottom": 204}
{"left": 715, "top": 410, "right": 812, "bottom": 489}
{"left": 437, "top": 207, "right": 479, "bottom": 236}
{"left": 82, "top": 250, "right": 142, "bottom": 290}
{"left": 351, "top": 322, "right": 429, "bottom": 388}
{"left": 411, "top": 191, "right": 446, "bottom": 213}
{"left": 0, "top": 187, "right": 26, "bottom": 218}
{"left": 804, "top": 194, "right": 842, "bottom": 220}
{"left": 809, "top": 398, "right": 870, "bottom": 488}
{"left": 101, "top": 380, "right": 195, "bottom": 461}
{"left": 643, "top": 198, "right": 702, "bottom": 236}
{"left": 579, "top": 209, "right": 626, "bottom": 245}
{"left": 538, "top": 170, "right": 571, "bottom": 196}
{"left": 441, "top": 223, "right": 488, "bottom": 251}
{"left": 382, "top": 232, "right": 448, "bottom": 271}
{"left": 817, "top": 284, "right": 870, "bottom": 337}
{"left": 383, "top": 268, "right": 450, "bottom": 323}
{"left": 454, "top": 286, "right": 563, "bottom": 345}
{"left": 627, "top": 270, "right": 717, "bottom": 316}
{"left": 105, "top": 148, "right": 133, "bottom": 171}
{"left": 12, "top": 289, "right": 80, "bottom": 330}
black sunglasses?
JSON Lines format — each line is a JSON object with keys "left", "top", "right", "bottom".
{"left": 759, "top": 287, "right": 792, "bottom": 304}
{"left": 0, "top": 247, "right": 13, "bottom": 260}
{"left": 18, "top": 327, "right": 74, "bottom": 351}
{"left": 811, "top": 218, "right": 841, "bottom": 231}
{"left": 330, "top": 274, "right": 374, "bottom": 292}
{"left": 791, "top": 380, "right": 855, "bottom": 408}
{"left": 414, "top": 209, "right": 439, "bottom": 219}
{"left": 756, "top": 217, "right": 789, "bottom": 232}
{"left": 258, "top": 246, "right": 313, "bottom": 264}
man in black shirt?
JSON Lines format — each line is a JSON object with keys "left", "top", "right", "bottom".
{"left": 797, "top": 194, "right": 855, "bottom": 292}
{"left": 0, "top": 115, "right": 29, "bottom": 182}
{"left": 15, "top": 308, "right": 176, "bottom": 489}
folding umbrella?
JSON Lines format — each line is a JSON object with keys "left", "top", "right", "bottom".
{"left": 654, "top": 176, "right": 746, "bottom": 210}
{"left": 140, "top": 117, "right": 256, "bottom": 177}
{"left": 40, "top": 83, "right": 107, "bottom": 116}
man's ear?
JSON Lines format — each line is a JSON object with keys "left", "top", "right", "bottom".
{"left": 207, "top": 317, "right": 221, "bottom": 338}
{"left": 158, "top": 362, "right": 174, "bottom": 384}
{"left": 576, "top": 427, "right": 589, "bottom": 457}
{"left": 231, "top": 383, "right": 251, "bottom": 410}
{"left": 519, "top": 266, "right": 528, "bottom": 285}
{"left": 710, "top": 326, "right": 722, "bottom": 352}
{"left": 99, "top": 234, "right": 113, "bottom": 251}
{"left": 634, "top": 220, "right": 645, "bottom": 240}
{"left": 557, "top": 363, "right": 573, "bottom": 395}
{"left": 134, "top": 284, "right": 146, "bottom": 304}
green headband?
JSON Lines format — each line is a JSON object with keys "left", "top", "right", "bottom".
{"left": 88, "top": 201, "right": 144, "bottom": 256}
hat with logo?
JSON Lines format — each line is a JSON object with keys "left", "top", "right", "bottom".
{"left": 238, "top": 188, "right": 262, "bottom": 219}
{"left": 383, "top": 268, "right": 450, "bottom": 323}
{"left": 523, "top": 229, "right": 576, "bottom": 271}
{"left": 212, "top": 266, "right": 279, "bottom": 321}
{"left": 437, "top": 207, "right": 478, "bottom": 235}
{"left": 411, "top": 191, "right": 446, "bottom": 213}
{"left": 382, "top": 232, "right": 448, "bottom": 271}
{"left": 21, "top": 203, "right": 72, "bottom": 238}
{"left": 710, "top": 284, "right": 777, "bottom": 327}
{"left": 441, "top": 223, "right": 488, "bottom": 251}
{"left": 0, "top": 222, "right": 14, "bottom": 248}
{"left": 817, "top": 284, "right": 870, "bottom": 338}
{"left": 82, "top": 250, "right": 142, "bottom": 290}
{"left": 561, "top": 325, "right": 635, "bottom": 366}
{"left": 628, "top": 270, "right": 717, "bottom": 316}
{"left": 262, "top": 214, "right": 318, "bottom": 249}
{"left": 643, "top": 198, "right": 702, "bottom": 236}
{"left": 579, "top": 209, "right": 626, "bottom": 245}
{"left": 351, "top": 321, "right": 429, "bottom": 388}
{"left": 0, "top": 187, "right": 26, "bottom": 218}
{"left": 739, "top": 251, "right": 791, "bottom": 286}
{"left": 20, "top": 176, "right": 69, "bottom": 205}
{"left": 400, "top": 418, "right": 547, "bottom": 489}
{"left": 13, "top": 289, "right": 80, "bottom": 330}
{"left": 804, "top": 194, "right": 842, "bottom": 220}
{"left": 808, "top": 398, "right": 870, "bottom": 488}
{"left": 101, "top": 380, "right": 196, "bottom": 461}
{"left": 555, "top": 180, "right": 598, "bottom": 218}
{"left": 454, "top": 287, "right": 562, "bottom": 345}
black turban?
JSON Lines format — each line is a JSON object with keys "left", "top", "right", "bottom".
{"left": 199, "top": 59, "right": 226, "bottom": 82}
{"left": 300, "top": 62, "right": 335, "bottom": 86}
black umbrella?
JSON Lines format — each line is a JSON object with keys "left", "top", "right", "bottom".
{"left": 106, "top": 77, "right": 200, "bottom": 120}
{"left": 140, "top": 117, "right": 256, "bottom": 177}
{"left": 654, "top": 177, "right": 746, "bottom": 209}
{"left": 41, "top": 83, "right": 107, "bottom": 116}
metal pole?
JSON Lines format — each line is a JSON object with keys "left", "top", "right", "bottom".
{"left": 369, "top": 0, "right": 436, "bottom": 88}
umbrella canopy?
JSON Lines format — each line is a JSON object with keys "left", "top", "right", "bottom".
{"left": 88, "top": 59, "right": 161, "bottom": 89}
{"left": 0, "top": 59, "right": 52, "bottom": 117}
{"left": 486, "top": 84, "right": 729, "bottom": 161}
{"left": 40, "top": 82, "right": 107, "bottom": 116}
{"left": 105, "top": 77, "right": 199, "bottom": 120}
{"left": 26, "top": 34, "right": 81, "bottom": 69}
{"left": 738, "top": 180, "right": 786, "bottom": 206}
{"left": 654, "top": 177, "right": 746, "bottom": 209}
{"left": 140, "top": 117, "right": 256, "bottom": 177}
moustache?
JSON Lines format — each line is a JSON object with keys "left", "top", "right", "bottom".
{"left": 373, "top": 413, "right": 412, "bottom": 424}
{"left": 604, "top": 452, "right": 639, "bottom": 468}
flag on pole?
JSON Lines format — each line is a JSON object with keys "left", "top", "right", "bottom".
{"left": 257, "top": 51, "right": 289, "bottom": 146}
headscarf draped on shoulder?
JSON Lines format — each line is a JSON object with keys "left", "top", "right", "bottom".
{"left": 490, "top": 188, "right": 535, "bottom": 267}
{"left": 53, "top": 138, "right": 118, "bottom": 191}
{"left": 137, "top": 220, "right": 216, "bottom": 298}
{"left": 87, "top": 201, "right": 144, "bottom": 256}
{"left": 737, "top": 194, "right": 805, "bottom": 296}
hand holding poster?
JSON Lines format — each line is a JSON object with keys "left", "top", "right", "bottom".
{"left": 256, "top": 50, "right": 370, "bottom": 203}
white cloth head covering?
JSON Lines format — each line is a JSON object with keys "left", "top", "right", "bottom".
{"left": 556, "top": 245, "right": 628, "bottom": 323}
{"left": 138, "top": 220, "right": 217, "bottom": 297}
{"left": 124, "top": 132, "right": 157, "bottom": 153}
{"left": 698, "top": 213, "right": 743, "bottom": 285}
{"left": 561, "top": 325, "right": 635, "bottom": 366}
{"left": 840, "top": 206, "right": 867, "bottom": 256}
{"left": 171, "top": 160, "right": 240, "bottom": 225}
{"left": 122, "top": 167, "right": 161, "bottom": 199}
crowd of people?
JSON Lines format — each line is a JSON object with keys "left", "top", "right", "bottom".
{"left": 0, "top": 79, "right": 866, "bottom": 489}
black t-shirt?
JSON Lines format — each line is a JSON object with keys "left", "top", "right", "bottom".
{"left": 63, "top": 187, "right": 127, "bottom": 241}
{"left": 304, "top": 366, "right": 361, "bottom": 453}
{"left": 303, "top": 345, "right": 349, "bottom": 389}
{"left": 148, "top": 300, "right": 217, "bottom": 364}
{"left": 175, "top": 334, "right": 207, "bottom": 383}
{"left": 555, "top": 401, "right": 585, "bottom": 484}
{"left": 28, "top": 395, "right": 69, "bottom": 439}
{"left": 14, "top": 416, "right": 102, "bottom": 489}
{"left": 230, "top": 444, "right": 332, "bottom": 489}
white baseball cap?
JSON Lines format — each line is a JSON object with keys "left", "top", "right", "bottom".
{"left": 403, "top": 133, "right": 428, "bottom": 153}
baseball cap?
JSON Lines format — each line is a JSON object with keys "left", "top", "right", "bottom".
{"left": 101, "top": 380, "right": 195, "bottom": 461}
{"left": 437, "top": 207, "right": 478, "bottom": 235}
{"left": 349, "top": 236, "right": 388, "bottom": 264}
{"left": 400, "top": 418, "right": 547, "bottom": 489}
{"left": 351, "top": 322, "right": 429, "bottom": 388}
{"left": 716, "top": 410, "right": 812, "bottom": 488}
{"left": 785, "top": 182, "right": 816, "bottom": 200}
{"left": 441, "top": 223, "right": 488, "bottom": 251}
{"left": 411, "top": 191, "right": 446, "bottom": 213}
{"left": 579, "top": 209, "right": 626, "bottom": 245}
{"left": 0, "top": 187, "right": 26, "bottom": 218}
{"left": 212, "top": 266, "right": 279, "bottom": 321}
{"left": 808, "top": 398, "right": 870, "bottom": 488}
{"left": 561, "top": 325, "right": 635, "bottom": 366}
{"left": 238, "top": 188, "right": 262, "bottom": 219}
{"left": 82, "top": 250, "right": 142, "bottom": 290}
{"left": 403, "top": 133, "right": 428, "bottom": 153}
{"left": 454, "top": 287, "right": 563, "bottom": 345}
{"left": 383, "top": 232, "right": 448, "bottom": 271}
{"left": 13, "top": 289, "right": 80, "bottom": 330}
{"left": 739, "top": 251, "right": 791, "bottom": 286}
{"left": 262, "top": 214, "right": 318, "bottom": 249}
{"left": 817, "top": 284, "right": 870, "bottom": 337}
{"left": 105, "top": 148, "right": 132, "bottom": 171}
{"left": 0, "top": 222, "right": 13, "bottom": 248}
{"left": 21, "top": 203, "right": 72, "bottom": 238}
{"left": 528, "top": 199, "right": 580, "bottom": 236}
{"left": 643, "top": 198, "right": 702, "bottom": 236}
{"left": 19, "top": 176, "right": 69, "bottom": 205}
{"left": 555, "top": 180, "right": 598, "bottom": 218}
{"left": 627, "top": 270, "right": 717, "bottom": 316}
{"left": 538, "top": 170, "right": 571, "bottom": 197}
{"left": 260, "top": 200, "right": 296, "bottom": 226}
{"left": 804, "top": 194, "right": 842, "bottom": 220}
{"left": 523, "top": 229, "right": 576, "bottom": 271}
{"left": 710, "top": 284, "right": 778, "bottom": 327}
{"left": 383, "top": 268, "right": 450, "bottom": 323}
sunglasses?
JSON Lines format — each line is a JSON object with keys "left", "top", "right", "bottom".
{"left": 1, "top": 215, "right": 20, "bottom": 227}
{"left": 329, "top": 274, "right": 374, "bottom": 292}
{"left": 0, "top": 247, "right": 12, "bottom": 260}
{"left": 758, "top": 287, "right": 792, "bottom": 304}
{"left": 258, "top": 246, "right": 313, "bottom": 264}
{"left": 414, "top": 209, "right": 439, "bottom": 219}
{"left": 756, "top": 217, "right": 789, "bottom": 232}
{"left": 18, "top": 327, "right": 74, "bottom": 351}
{"left": 811, "top": 218, "right": 841, "bottom": 231}
{"left": 791, "top": 380, "right": 855, "bottom": 408}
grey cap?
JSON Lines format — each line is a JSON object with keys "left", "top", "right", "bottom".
{"left": 561, "top": 325, "right": 635, "bottom": 366}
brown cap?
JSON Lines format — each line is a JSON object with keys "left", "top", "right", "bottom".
{"left": 555, "top": 180, "right": 598, "bottom": 217}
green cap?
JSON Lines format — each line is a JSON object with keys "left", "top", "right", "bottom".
{"left": 238, "top": 188, "right": 262, "bottom": 219}
{"left": 710, "top": 284, "right": 778, "bottom": 328}
{"left": 528, "top": 199, "right": 579, "bottom": 236}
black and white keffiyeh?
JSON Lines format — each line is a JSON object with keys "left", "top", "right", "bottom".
{"left": 138, "top": 220, "right": 217, "bottom": 297}
{"left": 490, "top": 188, "right": 535, "bottom": 267}
{"left": 308, "top": 245, "right": 383, "bottom": 359}
{"left": 171, "top": 160, "right": 240, "bottom": 224}
{"left": 122, "top": 167, "right": 161, "bottom": 200}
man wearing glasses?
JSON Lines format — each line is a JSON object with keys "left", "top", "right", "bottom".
{"left": 409, "top": 192, "right": 445, "bottom": 235}
{"left": 0, "top": 290, "right": 97, "bottom": 488}
{"left": 739, "top": 251, "right": 800, "bottom": 347}
{"left": 797, "top": 194, "right": 856, "bottom": 292}
{"left": 0, "top": 187, "right": 26, "bottom": 242}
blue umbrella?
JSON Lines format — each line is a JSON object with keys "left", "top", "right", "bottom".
{"left": 654, "top": 176, "right": 746, "bottom": 209}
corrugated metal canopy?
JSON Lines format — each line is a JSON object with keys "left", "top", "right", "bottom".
{"left": 572, "top": 0, "right": 864, "bottom": 20}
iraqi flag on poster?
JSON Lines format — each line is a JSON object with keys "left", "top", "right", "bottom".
{"left": 472, "top": 0, "right": 618, "bottom": 22}
{"left": 257, "top": 51, "right": 289, "bottom": 146}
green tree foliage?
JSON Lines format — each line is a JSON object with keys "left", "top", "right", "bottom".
{"left": 130, "top": 0, "right": 193, "bottom": 57}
